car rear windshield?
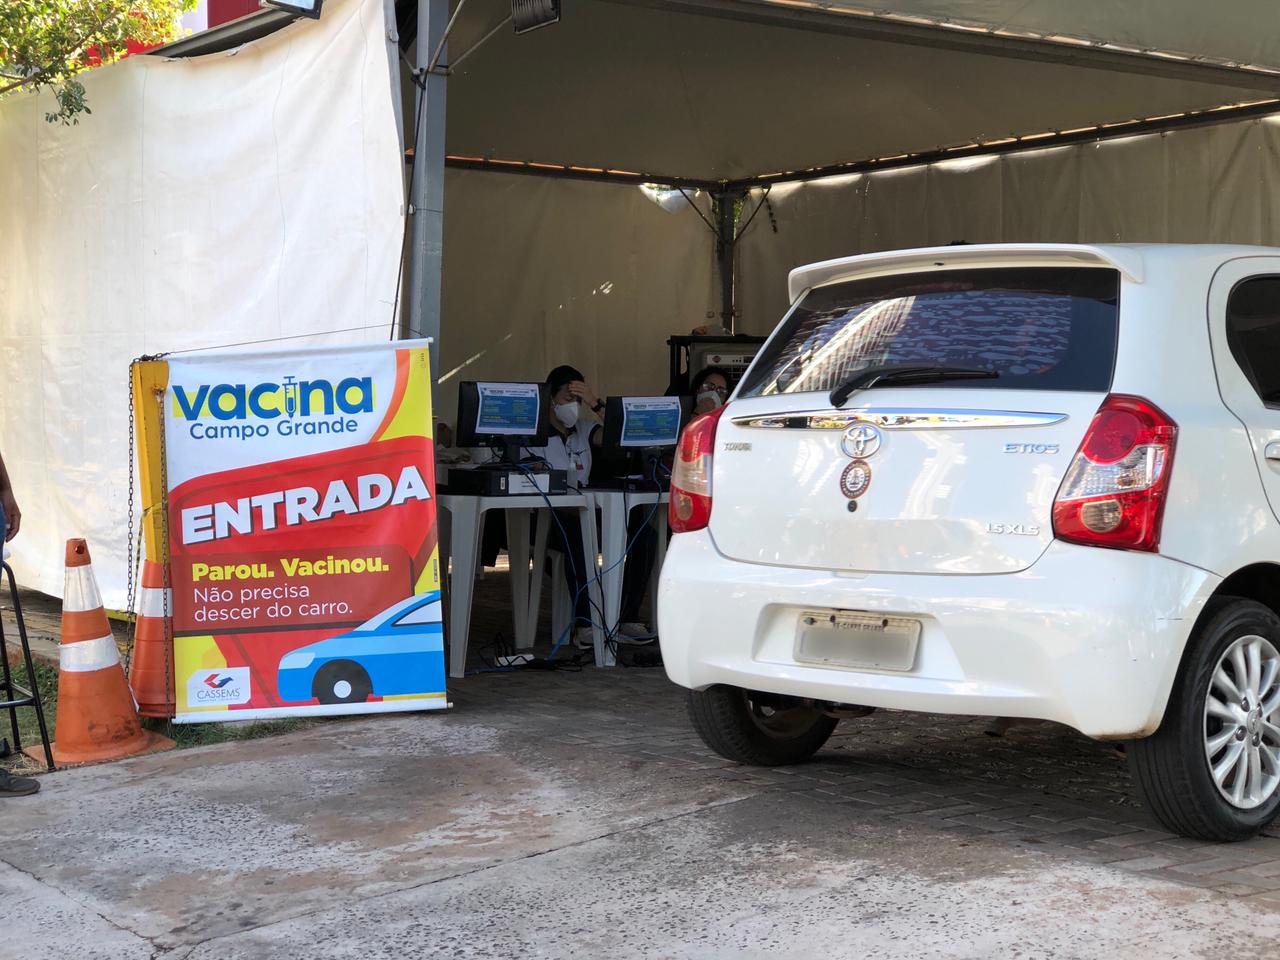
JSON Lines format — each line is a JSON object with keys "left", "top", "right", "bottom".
{"left": 737, "top": 267, "right": 1120, "bottom": 397}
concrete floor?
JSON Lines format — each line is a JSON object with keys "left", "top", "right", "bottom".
{"left": 2, "top": 668, "right": 1279, "bottom": 959}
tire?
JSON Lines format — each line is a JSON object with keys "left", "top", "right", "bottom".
{"left": 1128, "top": 597, "right": 1280, "bottom": 841}
{"left": 686, "top": 685, "right": 838, "bottom": 766}
{"left": 312, "top": 660, "right": 373, "bottom": 705}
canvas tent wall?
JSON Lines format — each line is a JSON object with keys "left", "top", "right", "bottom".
{"left": 735, "top": 114, "right": 1280, "bottom": 333}
{"left": 438, "top": 170, "right": 716, "bottom": 415}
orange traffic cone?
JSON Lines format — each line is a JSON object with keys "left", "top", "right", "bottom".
{"left": 128, "top": 557, "right": 175, "bottom": 718}
{"left": 41, "top": 539, "right": 173, "bottom": 766}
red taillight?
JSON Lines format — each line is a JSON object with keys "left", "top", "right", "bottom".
{"left": 670, "top": 405, "right": 728, "bottom": 533}
{"left": 1052, "top": 395, "right": 1177, "bottom": 552}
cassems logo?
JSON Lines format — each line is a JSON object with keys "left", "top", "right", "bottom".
{"left": 172, "top": 375, "right": 375, "bottom": 422}
{"left": 187, "top": 667, "right": 251, "bottom": 707}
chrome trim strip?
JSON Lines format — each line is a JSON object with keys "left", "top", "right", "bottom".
{"left": 731, "top": 408, "right": 1068, "bottom": 430}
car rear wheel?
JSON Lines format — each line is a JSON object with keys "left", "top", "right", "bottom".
{"left": 1128, "top": 598, "right": 1280, "bottom": 841}
{"left": 686, "top": 685, "right": 838, "bottom": 766}
{"left": 313, "top": 660, "right": 372, "bottom": 705}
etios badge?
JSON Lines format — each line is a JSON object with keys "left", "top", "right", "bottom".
{"left": 840, "top": 459, "right": 873, "bottom": 499}
{"left": 841, "top": 421, "right": 882, "bottom": 459}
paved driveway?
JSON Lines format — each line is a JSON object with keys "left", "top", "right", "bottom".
{"left": 3, "top": 669, "right": 1280, "bottom": 959}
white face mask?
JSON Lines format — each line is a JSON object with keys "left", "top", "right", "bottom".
{"left": 554, "top": 401, "right": 580, "bottom": 428}
{"left": 697, "top": 388, "right": 724, "bottom": 409}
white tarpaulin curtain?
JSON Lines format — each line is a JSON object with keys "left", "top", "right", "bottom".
{"left": 436, "top": 169, "right": 718, "bottom": 426}
{"left": 0, "top": 0, "right": 405, "bottom": 605}
{"left": 735, "top": 115, "right": 1280, "bottom": 334}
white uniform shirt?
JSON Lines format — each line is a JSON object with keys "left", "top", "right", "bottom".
{"left": 526, "top": 420, "right": 598, "bottom": 488}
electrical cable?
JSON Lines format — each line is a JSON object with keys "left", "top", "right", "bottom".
{"left": 456, "top": 443, "right": 669, "bottom": 671}
{"left": 509, "top": 458, "right": 612, "bottom": 662}
{"left": 391, "top": 0, "right": 472, "bottom": 341}
{"left": 600, "top": 458, "right": 667, "bottom": 664}
{"left": 389, "top": 67, "right": 429, "bottom": 341}
{"left": 546, "top": 455, "right": 668, "bottom": 661}
{"left": 510, "top": 453, "right": 606, "bottom": 631}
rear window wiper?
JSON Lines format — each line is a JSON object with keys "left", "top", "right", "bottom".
{"left": 829, "top": 365, "right": 998, "bottom": 408}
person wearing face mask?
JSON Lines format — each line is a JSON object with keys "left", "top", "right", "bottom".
{"left": 525, "top": 365, "right": 655, "bottom": 649}
{"left": 527, "top": 364, "right": 605, "bottom": 488}
{"left": 690, "top": 365, "right": 731, "bottom": 415}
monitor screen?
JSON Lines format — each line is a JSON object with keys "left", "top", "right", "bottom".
{"left": 475, "top": 382, "right": 541, "bottom": 436}
{"left": 618, "top": 396, "right": 684, "bottom": 448}
{"left": 455, "top": 381, "right": 549, "bottom": 448}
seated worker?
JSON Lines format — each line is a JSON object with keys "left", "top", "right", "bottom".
{"left": 690, "top": 365, "right": 731, "bottom": 415}
{"left": 531, "top": 364, "right": 605, "bottom": 489}
{"left": 526, "top": 365, "right": 657, "bottom": 649}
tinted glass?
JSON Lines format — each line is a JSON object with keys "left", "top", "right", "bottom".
{"left": 1226, "top": 277, "right": 1280, "bottom": 406}
{"left": 738, "top": 267, "right": 1120, "bottom": 398}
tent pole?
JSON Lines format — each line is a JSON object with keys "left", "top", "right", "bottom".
{"left": 714, "top": 189, "right": 743, "bottom": 333}
{"left": 406, "top": 0, "right": 448, "bottom": 380}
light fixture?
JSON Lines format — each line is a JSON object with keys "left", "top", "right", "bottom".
{"left": 511, "top": 0, "right": 559, "bottom": 34}
{"left": 260, "top": 0, "right": 323, "bottom": 20}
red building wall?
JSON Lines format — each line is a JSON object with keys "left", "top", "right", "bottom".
{"left": 209, "top": 0, "right": 263, "bottom": 27}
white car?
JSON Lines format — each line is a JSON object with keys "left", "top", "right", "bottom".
{"left": 660, "top": 243, "right": 1280, "bottom": 841}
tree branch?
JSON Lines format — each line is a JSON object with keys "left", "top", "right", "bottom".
{"left": 0, "top": 5, "right": 130, "bottom": 98}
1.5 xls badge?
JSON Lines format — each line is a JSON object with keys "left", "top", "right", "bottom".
{"left": 840, "top": 459, "right": 873, "bottom": 499}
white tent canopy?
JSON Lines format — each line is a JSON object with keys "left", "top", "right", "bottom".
{"left": 441, "top": 0, "right": 1280, "bottom": 182}
{"left": 805, "top": 1, "right": 1280, "bottom": 71}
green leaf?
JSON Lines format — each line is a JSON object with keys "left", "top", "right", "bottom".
{"left": 2, "top": 0, "right": 197, "bottom": 122}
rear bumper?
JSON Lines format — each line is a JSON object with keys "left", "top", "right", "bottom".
{"left": 657, "top": 532, "right": 1219, "bottom": 739}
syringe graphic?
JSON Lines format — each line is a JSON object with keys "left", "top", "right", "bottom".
{"left": 282, "top": 375, "right": 298, "bottom": 418}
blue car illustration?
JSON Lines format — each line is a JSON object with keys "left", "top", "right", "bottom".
{"left": 276, "top": 592, "right": 445, "bottom": 705}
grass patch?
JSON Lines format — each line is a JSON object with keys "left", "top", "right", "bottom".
{"left": 144, "top": 715, "right": 317, "bottom": 748}
{"left": 0, "top": 656, "right": 316, "bottom": 769}
{"left": 2, "top": 660, "right": 58, "bottom": 754}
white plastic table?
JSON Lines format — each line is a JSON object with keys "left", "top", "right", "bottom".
{"left": 437, "top": 492, "right": 601, "bottom": 678}
{"left": 581, "top": 488, "right": 669, "bottom": 667}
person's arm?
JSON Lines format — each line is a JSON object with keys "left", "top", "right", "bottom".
{"left": 568, "top": 380, "right": 608, "bottom": 447}
{"left": 0, "top": 452, "right": 19, "bottom": 542}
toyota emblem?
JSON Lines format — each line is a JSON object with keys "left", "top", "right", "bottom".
{"left": 841, "top": 421, "right": 882, "bottom": 459}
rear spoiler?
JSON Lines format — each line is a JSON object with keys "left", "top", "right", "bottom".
{"left": 787, "top": 244, "right": 1144, "bottom": 303}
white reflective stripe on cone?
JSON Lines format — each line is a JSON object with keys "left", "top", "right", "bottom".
{"left": 60, "top": 634, "right": 121, "bottom": 672}
{"left": 63, "top": 569, "right": 104, "bottom": 613}
{"left": 139, "top": 586, "right": 172, "bottom": 618}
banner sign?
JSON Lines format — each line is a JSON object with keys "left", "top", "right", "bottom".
{"left": 164, "top": 341, "right": 445, "bottom": 723}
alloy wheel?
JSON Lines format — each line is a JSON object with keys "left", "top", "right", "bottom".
{"left": 1203, "top": 634, "right": 1280, "bottom": 810}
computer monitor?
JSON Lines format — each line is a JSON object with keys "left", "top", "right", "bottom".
{"left": 601, "top": 396, "right": 691, "bottom": 450}
{"left": 455, "top": 381, "right": 550, "bottom": 453}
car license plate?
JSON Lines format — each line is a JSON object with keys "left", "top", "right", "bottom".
{"left": 794, "top": 610, "right": 921, "bottom": 672}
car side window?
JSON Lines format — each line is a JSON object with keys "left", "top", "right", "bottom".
{"left": 1226, "top": 276, "right": 1280, "bottom": 408}
{"left": 394, "top": 600, "right": 442, "bottom": 627}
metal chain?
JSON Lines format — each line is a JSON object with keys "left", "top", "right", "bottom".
{"left": 156, "top": 384, "right": 174, "bottom": 702}
{"left": 122, "top": 354, "right": 169, "bottom": 679}
{"left": 122, "top": 360, "right": 141, "bottom": 671}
